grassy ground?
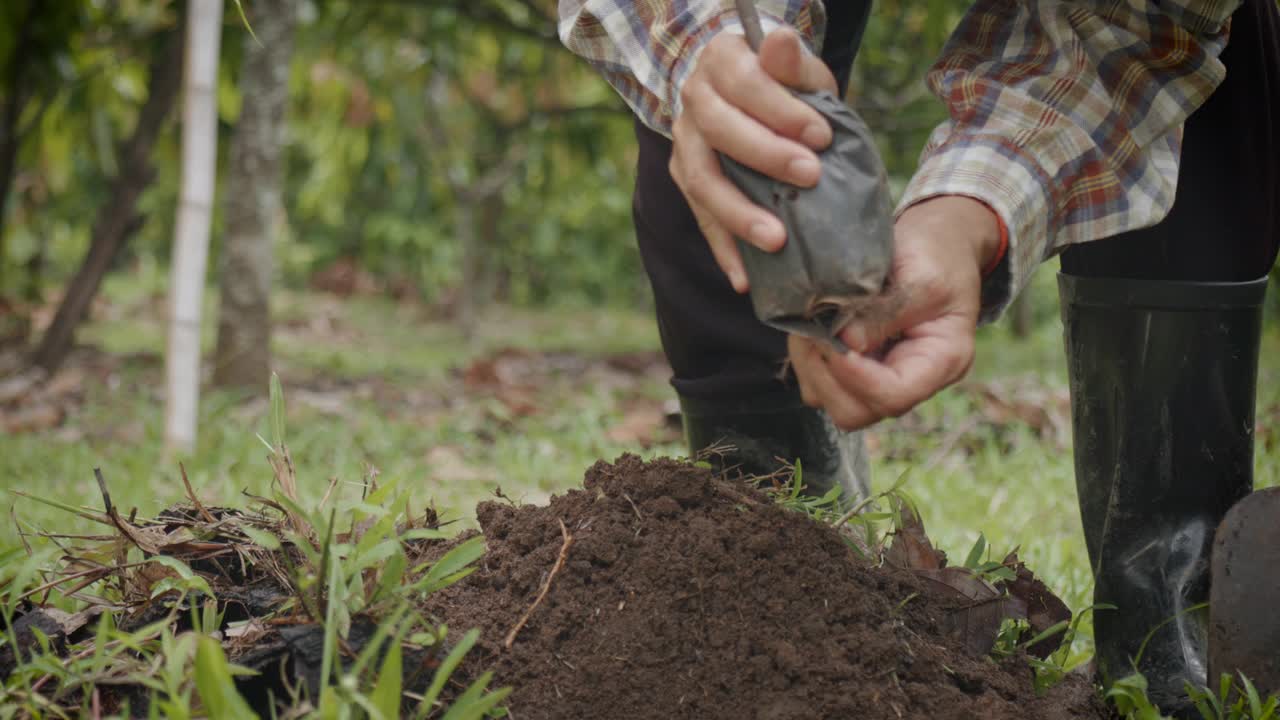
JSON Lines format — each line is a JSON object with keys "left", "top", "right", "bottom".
{"left": 3, "top": 265, "right": 1279, "bottom": 670}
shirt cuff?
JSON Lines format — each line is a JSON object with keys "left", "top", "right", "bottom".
{"left": 895, "top": 133, "right": 1054, "bottom": 324}
{"left": 668, "top": 13, "right": 793, "bottom": 124}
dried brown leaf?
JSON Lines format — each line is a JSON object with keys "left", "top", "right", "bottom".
{"left": 939, "top": 595, "right": 1029, "bottom": 656}
{"left": 1, "top": 403, "right": 63, "bottom": 433}
{"left": 41, "top": 606, "right": 104, "bottom": 637}
{"left": 914, "top": 567, "right": 1029, "bottom": 656}
{"left": 606, "top": 404, "right": 673, "bottom": 447}
{"left": 883, "top": 504, "right": 947, "bottom": 570}
{"left": 999, "top": 551, "right": 1072, "bottom": 659}
{"left": 0, "top": 368, "right": 46, "bottom": 405}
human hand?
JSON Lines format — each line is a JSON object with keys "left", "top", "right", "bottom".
{"left": 789, "top": 196, "right": 1002, "bottom": 431}
{"left": 668, "top": 27, "right": 838, "bottom": 292}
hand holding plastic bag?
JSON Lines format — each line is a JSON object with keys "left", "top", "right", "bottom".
{"left": 718, "top": 0, "right": 897, "bottom": 350}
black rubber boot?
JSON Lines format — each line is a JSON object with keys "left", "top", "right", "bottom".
{"left": 679, "top": 391, "right": 871, "bottom": 506}
{"left": 1059, "top": 273, "right": 1267, "bottom": 716}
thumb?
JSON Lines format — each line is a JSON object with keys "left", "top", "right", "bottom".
{"left": 757, "top": 28, "right": 837, "bottom": 94}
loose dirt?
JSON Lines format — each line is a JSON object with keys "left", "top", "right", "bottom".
{"left": 422, "top": 454, "right": 1110, "bottom": 719}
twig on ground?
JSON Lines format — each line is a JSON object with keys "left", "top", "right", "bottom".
{"left": 504, "top": 518, "right": 574, "bottom": 649}
{"left": 622, "top": 493, "right": 644, "bottom": 521}
{"left": 180, "top": 462, "right": 218, "bottom": 524}
{"left": 95, "top": 467, "right": 158, "bottom": 555}
{"left": 711, "top": 481, "right": 760, "bottom": 507}
{"left": 12, "top": 505, "right": 32, "bottom": 555}
{"left": 318, "top": 476, "right": 340, "bottom": 510}
{"left": 94, "top": 467, "right": 114, "bottom": 517}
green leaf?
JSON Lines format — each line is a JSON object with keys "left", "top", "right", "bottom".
{"left": 231, "top": 0, "right": 261, "bottom": 45}
{"left": 194, "top": 636, "right": 259, "bottom": 720}
{"left": 373, "top": 547, "right": 408, "bottom": 605}
{"left": 371, "top": 638, "right": 403, "bottom": 720}
{"left": 343, "top": 542, "right": 401, "bottom": 590}
{"left": 1243, "top": 673, "right": 1265, "bottom": 719}
{"left": 269, "top": 372, "right": 286, "bottom": 451}
{"left": 963, "top": 533, "right": 987, "bottom": 569}
{"left": 409, "top": 535, "right": 486, "bottom": 595}
{"left": 441, "top": 671, "right": 512, "bottom": 720}
{"left": 240, "top": 526, "right": 282, "bottom": 551}
{"left": 8, "top": 489, "right": 110, "bottom": 524}
{"left": 364, "top": 477, "right": 403, "bottom": 508}
{"left": 1021, "top": 620, "right": 1069, "bottom": 650}
{"left": 416, "top": 628, "right": 481, "bottom": 718}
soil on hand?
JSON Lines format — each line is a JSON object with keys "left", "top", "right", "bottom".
{"left": 422, "top": 455, "right": 1109, "bottom": 720}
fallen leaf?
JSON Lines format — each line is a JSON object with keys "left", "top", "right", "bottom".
{"left": 0, "top": 368, "right": 47, "bottom": 405}
{"left": 999, "top": 551, "right": 1072, "bottom": 659}
{"left": 606, "top": 402, "right": 680, "bottom": 447}
{"left": 41, "top": 606, "right": 104, "bottom": 638}
{"left": 225, "top": 619, "right": 271, "bottom": 645}
{"left": 1, "top": 403, "right": 63, "bottom": 433}
{"left": 914, "top": 567, "right": 1001, "bottom": 602}
{"left": 939, "top": 594, "right": 1029, "bottom": 656}
{"left": 883, "top": 503, "right": 947, "bottom": 570}
{"left": 40, "top": 367, "right": 87, "bottom": 399}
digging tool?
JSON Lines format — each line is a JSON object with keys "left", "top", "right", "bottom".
{"left": 1209, "top": 486, "right": 1280, "bottom": 698}
{"left": 720, "top": 0, "right": 895, "bottom": 351}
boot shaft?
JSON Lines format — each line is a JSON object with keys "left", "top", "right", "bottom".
{"left": 1059, "top": 273, "right": 1267, "bottom": 709}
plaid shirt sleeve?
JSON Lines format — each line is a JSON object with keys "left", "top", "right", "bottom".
{"left": 897, "top": 0, "right": 1241, "bottom": 322}
{"left": 558, "top": 0, "right": 826, "bottom": 135}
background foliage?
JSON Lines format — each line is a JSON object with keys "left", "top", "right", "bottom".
{"left": 0, "top": 0, "right": 967, "bottom": 312}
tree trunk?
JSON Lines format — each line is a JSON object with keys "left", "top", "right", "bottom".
{"left": 164, "top": 0, "right": 224, "bottom": 453}
{"left": 31, "top": 25, "right": 184, "bottom": 372}
{"left": 454, "top": 198, "right": 479, "bottom": 336}
{"left": 476, "top": 191, "right": 502, "bottom": 306}
{"left": 213, "top": 0, "right": 297, "bottom": 393}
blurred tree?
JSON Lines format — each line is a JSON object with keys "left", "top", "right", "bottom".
{"left": 214, "top": 0, "right": 299, "bottom": 392}
{"left": 32, "top": 16, "right": 185, "bottom": 372}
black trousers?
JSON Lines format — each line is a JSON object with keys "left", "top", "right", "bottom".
{"left": 632, "top": 0, "right": 1280, "bottom": 404}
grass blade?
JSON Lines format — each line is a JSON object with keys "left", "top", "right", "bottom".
{"left": 269, "top": 372, "right": 286, "bottom": 451}
{"left": 371, "top": 637, "right": 403, "bottom": 720}
{"left": 416, "top": 628, "right": 480, "bottom": 718}
{"left": 194, "top": 635, "right": 259, "bottom": 719}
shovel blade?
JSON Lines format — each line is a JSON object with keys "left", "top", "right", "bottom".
{"left": 1210, "top": 486, "right": 1280, "bottom": 696}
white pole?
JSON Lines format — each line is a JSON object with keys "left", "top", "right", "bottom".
{"left": 165, "top": 0, "right": 224, "bottom": 453}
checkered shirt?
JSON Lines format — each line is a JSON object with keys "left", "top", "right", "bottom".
{"left": 558, "top": 0, "right": 1239, "bottom": 319}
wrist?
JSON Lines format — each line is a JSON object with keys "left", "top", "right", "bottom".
{"left": 897, "top": 195, "right": 1004, "bottom": 275}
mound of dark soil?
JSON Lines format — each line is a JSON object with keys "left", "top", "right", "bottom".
{"left": 422, "top": 455, "right": 1110, "bottom": 719}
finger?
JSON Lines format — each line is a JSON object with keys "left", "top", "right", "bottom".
{"left": 691, "top": 202, "right": 749, "bottom": 292}
{"left": 687, "top": 81, "right": 822, "bottom": 187}
{"left": 758, "top": 28, "right": 838, "bottom": 95}
{"left": 671, "top": 119, "right": 786, "bottom": 252}
{"left": 803, "top": 346, "right": 880, "bottom": 431}
{"left": 826, "top": 332, "right": 974, "bottom": 420}
{"left": 707, "top": 33, "right": 832, "bottom": 150}
{"left": 789, "top": 336, "right": 822, "bottom": 407}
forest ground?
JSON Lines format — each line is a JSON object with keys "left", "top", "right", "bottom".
{"left": 3, "top": 263, "right": 1278, "bottom": 669}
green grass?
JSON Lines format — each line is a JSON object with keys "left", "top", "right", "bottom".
{"left": 4, "top": 266, "right": 1280, "bottom": 682}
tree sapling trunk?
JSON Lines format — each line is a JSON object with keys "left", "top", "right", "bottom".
{"left": 214, "top": 0, "right": 298, "bottom": 393}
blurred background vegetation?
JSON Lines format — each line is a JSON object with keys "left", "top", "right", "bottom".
{"left": 0, "top": 0, "right": 980, "bottom": 320}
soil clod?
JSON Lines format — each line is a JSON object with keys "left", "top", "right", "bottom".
{"left": 420, "top": 454, "right": 1110, "bottom": 719}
